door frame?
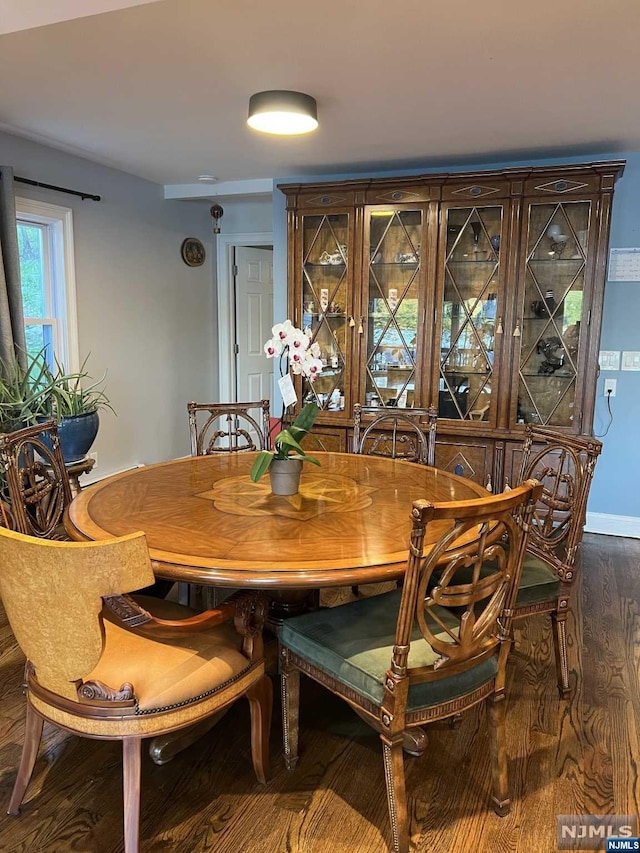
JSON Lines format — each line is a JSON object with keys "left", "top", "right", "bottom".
{"left": 216, "top": 231, "right": 273, "bottom": 402}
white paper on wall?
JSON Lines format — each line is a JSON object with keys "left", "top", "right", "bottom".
{"left": 608, "top": 248, "right": 640, "bottom": 281}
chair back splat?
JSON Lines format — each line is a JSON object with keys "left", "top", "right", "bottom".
{"left": 279, "top": 480, "right": 541, "bottom": 853}
{"left": 513, "top": 425, "right": 602, "bottom": 698}
{"left": 517, "top": 425, "right": 602, "bottom": 580}
{"left": 0, "top": 420, "right": 73, "bottom": 539}
{"left": 187, "top": 399, "right": 270, "bottom": 456}
{"left": 352, "top": 402, "right": 437, "bottom": 466}
{"left": 350, "top": 402, "right": 438, "bottom": 597}
{"left": 184, "top": 399, "right": 271, "bottom": 606}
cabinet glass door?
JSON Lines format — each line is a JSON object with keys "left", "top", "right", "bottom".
{"left": 364, "top": 209, "right": 422, "bottom": 408}
{"left": 518, "top": 201, "right": 590, "bottom": 426}
{"left": 438, "top": 206, "right": 503, "bottom": 422}
{"left": 300, "top": 213, "right": 350, "bottom": 412}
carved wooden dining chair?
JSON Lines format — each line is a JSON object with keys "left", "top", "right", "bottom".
{"left": 0, "top": 526, "right": 272, "bottom": 853}
{"left": 0, "top": 419, "right": 73, "bottom": 539}
{"left": 280, "top": 481, "right": 540, "bottom": 853}
{"left": 188, "top": 399, "right": 271, "bottom": 456}
{"left": 349, "top": 403, "right": 439, "bottom": 599}
{"left": 185, "top": 399, "right": 272, "bottom": 607}
{"left": 512, "top": 425, "right": 602, "bottom": 698}
{"left": 352, "top": 402, "right": 438, "bottom": 466}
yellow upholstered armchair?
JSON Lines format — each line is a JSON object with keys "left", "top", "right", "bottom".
{"left": 0, "top": 527, "right": 272, "bottom": 853}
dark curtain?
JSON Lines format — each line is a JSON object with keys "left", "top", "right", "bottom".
{"left": 0, "top": 166, "right": 26, "bottom": 368}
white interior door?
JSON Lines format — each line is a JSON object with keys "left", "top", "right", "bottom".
{"left": 234, "top": 246, "right": 273, "bottom": 405}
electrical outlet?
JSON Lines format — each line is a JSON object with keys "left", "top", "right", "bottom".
{"left": 88, "top": 451, "right": 98, "bottom": 466}
{"left": 604, "top": 378, "right": 617, "bottom": 397}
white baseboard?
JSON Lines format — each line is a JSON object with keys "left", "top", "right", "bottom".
{"left": 585, "top": 512, "right": 640, "bottom": 539}
{"left": 82, "top": 456, "right": 190, "bottom": 488}
{"left": 83, "top": 462, "right": 144, "bottom": 486}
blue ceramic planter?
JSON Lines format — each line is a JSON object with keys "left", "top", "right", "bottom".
{"left": 39, "top": 412, "right": 100, "bottom": 463}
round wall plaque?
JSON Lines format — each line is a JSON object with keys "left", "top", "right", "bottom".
{"left": 181, "top": 237, "right": 206, "bottom": 267}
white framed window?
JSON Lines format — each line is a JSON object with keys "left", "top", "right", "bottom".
{"left": 15, "top": 197, "right": 79, "bottom": 371}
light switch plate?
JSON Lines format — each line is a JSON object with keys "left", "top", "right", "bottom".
{"left": 599, "top": 350, "right": 620, "bottom": 370}
{"left": 621, "top": 351, "right": 640, "bottom": 371}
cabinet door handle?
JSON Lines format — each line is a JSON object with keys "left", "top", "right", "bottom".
{"left": 513, "top": 320, "right": 521, "bottom": 337}
{"left": 496, "top": 316, "right": 503, "bottom": 334}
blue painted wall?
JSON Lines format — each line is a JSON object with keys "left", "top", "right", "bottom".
{"left": 273, "top": 152, "right": 640, "bottom": 522}
{"left": 594, "top": 153, "right": 640, "bottom": 518}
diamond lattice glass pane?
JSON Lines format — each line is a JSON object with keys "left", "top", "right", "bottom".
{"left": 439, "top": 205, "right": 502, "bottom": 421}
{"left": 365, "top": 208, "right": 422, "bottom": 408}
{"left": 519, "top": 201, "right": 590, "bottom": 426}
{"left": 302, "top": 214, "right": 348, "bottom": 319}
{"left": 302, "top": 315, "right": 347, "bottom": 411}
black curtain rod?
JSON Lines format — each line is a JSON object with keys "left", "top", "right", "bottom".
{"left": 5, "top": 173, "right": 101, "bottom": 202}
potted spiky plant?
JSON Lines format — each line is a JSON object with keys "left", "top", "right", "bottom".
{"left": 37, "top": 355, "right": 115, "bottom": 463}
{"left": 0, "top": 350, "right": 114, "bottom": 463}
{"left": 0, "top": 352, "right": 50, "bottom": 432}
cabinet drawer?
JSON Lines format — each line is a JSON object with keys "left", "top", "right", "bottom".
{"left": 305, "top": 426, "right": 346, "bottom": 453}
{"left": 502, "top": 441, "right": 526, "bottom": 492}
{"left": 434, "top": 436, "right": 493, "bottom": 488}
{"left": 279, "top": 185, "right": 362, "bottom": 210}
{"left": 522, "top": 172, "right": 601, "bottom": 197}
{"left": 441, "top": 178, "right": 511, "bottom": 202}
{"left": 365, "top": 185, "right": 434, "bottom": 204}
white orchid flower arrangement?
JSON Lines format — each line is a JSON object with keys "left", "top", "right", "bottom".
{"left": 250, "top": 320, "right": 323, "bottom": 483}
{"left": 263, "top": 319, "right": 323, "bottom": 380}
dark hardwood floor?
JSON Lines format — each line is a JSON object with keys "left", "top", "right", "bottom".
{"left": 0, "top": 533, "right": 638, "bottom": 852}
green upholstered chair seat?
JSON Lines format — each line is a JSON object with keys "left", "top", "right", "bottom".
{"left": 515, "top": 553, "right": 561, "bottom": 607}
{"left": 280, "top": 589, "right": 497, "bottom": 712}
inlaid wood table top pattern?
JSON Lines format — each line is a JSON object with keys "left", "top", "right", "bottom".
{"left": 66, "top": 453, "right": 487, "bottom": 589}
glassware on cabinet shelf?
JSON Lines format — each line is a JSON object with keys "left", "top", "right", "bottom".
{"left": 300, "top": 212, "right": 350, "bottom": 411}
{"left": 439, "top": 205, "right": 502, "bottom": 421}
{"left": 471, "top": 222, "right": 482, "bottom": 255}
{"left": 365, "top": 208, "right": 421, "bottom": 409}
{"left": 518, "top": 200, "right": 590, "bottom": 426}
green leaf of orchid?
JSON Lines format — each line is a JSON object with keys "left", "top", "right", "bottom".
{"left": 250, "top": 450, "right": 275, "bottom": 482}
{"left": 274, "top": 429, "right": 306, "bottom": 456}
{"left": 290, "top": 401, "right": 319, "bottom": 434}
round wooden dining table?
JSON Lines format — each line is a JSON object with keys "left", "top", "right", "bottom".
{"left": 65, "top": 451, "right": 489, "bottom": 763}
{"left": 65, "top": 451, "right": 488, "bottom": 593}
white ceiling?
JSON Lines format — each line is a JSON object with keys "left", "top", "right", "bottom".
{"left": 0, "top": 0, "right": 639, "bottom": 186}
{"left": 0, "top": 1, "right": 162, "bottom": 35}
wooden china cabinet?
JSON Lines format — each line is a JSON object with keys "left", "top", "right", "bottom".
{"left": 279, "top": 160, "right": 624, "bottom": 488}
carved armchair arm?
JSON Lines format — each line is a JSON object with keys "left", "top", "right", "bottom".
{"left": 102, "top": 593, "right": 236, "bottom": 637}
{"left": 102, "top": 590, "right": 269, "bottom": 656}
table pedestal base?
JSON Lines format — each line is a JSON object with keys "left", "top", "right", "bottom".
{"left": 148, "top": 709, "right": 228, "bottom": 765}
{"left": 351, "top": 707, "right": 428, "bottom": 757}
{"left": 266, "top": 588, "right": 319, "bottom": 627}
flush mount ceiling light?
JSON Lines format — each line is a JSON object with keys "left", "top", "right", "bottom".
{"left": 247, "top": 90, "right": 318, "bottom": 135}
